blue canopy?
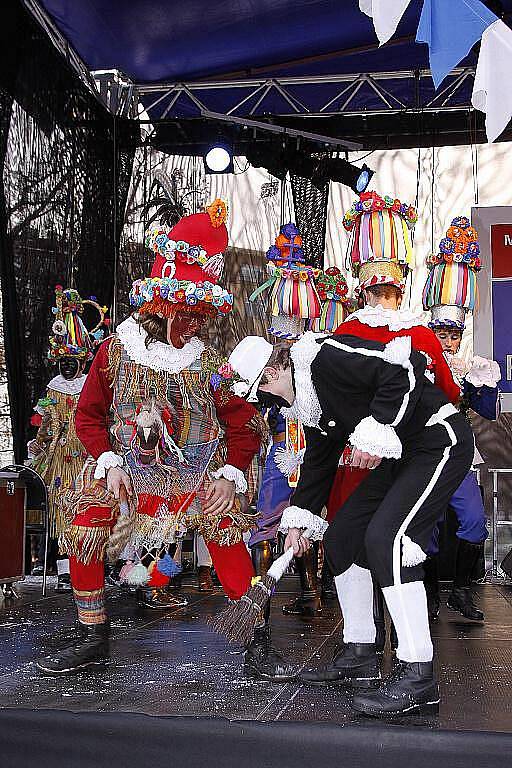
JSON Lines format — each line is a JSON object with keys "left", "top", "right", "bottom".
{"left": 37, "top": 1, "right": 512, "bottom": 145}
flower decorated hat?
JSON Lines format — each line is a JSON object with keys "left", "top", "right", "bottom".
{"left": 343, "top": 191, "right": 417, "bottom": 293}
{"left": 250, "top": 222, "right": 321, "bottom": 340}
{"left": 309, "top": 266, "right": 350, "bottom": 332}
{"left": 48, "top": 286, "right": 109, "bottom": 362}
{"left": 129, "top": 199, "right": 233, "bottom": 318}
{"left": 422, "top": 216, "right": 481, "bottom": 331}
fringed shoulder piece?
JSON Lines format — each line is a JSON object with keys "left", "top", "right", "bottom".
{"left": 104, "top": 335, "right": 123, "bottom": 388}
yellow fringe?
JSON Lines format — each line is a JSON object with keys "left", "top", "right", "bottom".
{"left": 61, "top": 525, "right": 111, "bottom": 564}
{"left": 29, "top": 388, "right": 88, "bottom": 538}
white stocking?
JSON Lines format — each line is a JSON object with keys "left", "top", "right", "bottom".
{"left": 382, "top": 581, "right": 433, "bottom": 662}
{"left": 335, "top": 564, "right": 376, "bottom": 644}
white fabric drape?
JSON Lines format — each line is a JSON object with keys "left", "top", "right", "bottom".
{"left": 472, "top": 19, "right": 512, "bottom": 143}
{"left": 359, "top": 0, "right": 413, "bottom": 45}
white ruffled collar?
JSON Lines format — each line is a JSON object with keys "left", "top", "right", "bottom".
{"left": 289, "top": 332, "right": 324, "bottom": 428}
{"left": 116, "top": 316, "right": 205, "bottom": 374}
{"left": 347, "top": 304, "right": 423, "bottom": 332}
{"left": 48, "top": 374, "right": 87, "bottom": 396}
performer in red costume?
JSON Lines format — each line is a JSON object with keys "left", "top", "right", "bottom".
{"left": 36, "top": 200, "right": 264, "bottom": 674}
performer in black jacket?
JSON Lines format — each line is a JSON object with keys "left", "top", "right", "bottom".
{"left": 230, "top": 331, "right": 473, "bottom": 716}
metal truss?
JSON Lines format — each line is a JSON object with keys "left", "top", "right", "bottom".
{"left": 22, "top": 0, "right": 103, "bottom": 108}
{"left": 25, "top": 0, "right": 476, "bottom": 125}
{"left": 138, "top": 68, "right": 477, "bottom": 121}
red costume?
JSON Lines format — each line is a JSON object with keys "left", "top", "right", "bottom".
{"left": 67, "top": 330, "right": 262, "bottom": 624}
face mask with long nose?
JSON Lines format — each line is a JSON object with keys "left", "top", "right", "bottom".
{"left": 167, "top": 310, "right": 208, "bottom": 349}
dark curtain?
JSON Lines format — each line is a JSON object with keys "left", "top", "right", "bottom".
{"left": 0, "top": 0, "right": 139, "bottom": 462}
{"left": 290, "top": 175, "right": 329, "bottom": 269}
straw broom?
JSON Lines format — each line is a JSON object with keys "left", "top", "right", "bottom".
{"left": 209, "top": 527, "right": 315, "bottom": 646}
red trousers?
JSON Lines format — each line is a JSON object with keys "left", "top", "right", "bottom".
{"left": 69, "top": 504, "right": 255, "bottom": 624}
{"left": 69, "top": 505, "right": 254, "bottom": 597}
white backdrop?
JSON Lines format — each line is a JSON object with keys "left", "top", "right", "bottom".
{"left": 204, "top": 141, "right": 512, "bottom": 360}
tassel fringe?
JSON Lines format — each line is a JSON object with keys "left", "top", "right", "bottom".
{"left": 401, "top": 534, "right": 427, "bottom": 567}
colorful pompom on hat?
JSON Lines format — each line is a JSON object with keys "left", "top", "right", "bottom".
{"left": 129, "top": 199, "right": 233, "bottom": 318}
{"left": 422, "top": 216, "right": 481, "bottom": 331}
{"left": 343, "top": 191, "right": 417, "bottom": 294}
{"left": 309, "top": 267, "right": 350, "bottom": 332}
{"left": 249, "top": 222, "right": 321, "bottom": 340}
{"left": 48, "top": 286, "right": 109, "bottom": 362}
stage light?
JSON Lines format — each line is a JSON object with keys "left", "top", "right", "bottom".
{"left": 355, "top": 164, "right": 373, "bottom": 193}
{"left": 204, "top": 143, "right": 233, "bottom": 173}
{"left": 328, "top": 159, "right": 374, "bottom": 194}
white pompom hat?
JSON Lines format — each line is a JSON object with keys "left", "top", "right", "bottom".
{"left": 229, "top": 336, "right": 273, "bottom": 402}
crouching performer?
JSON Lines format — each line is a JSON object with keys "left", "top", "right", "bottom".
{"left": 231, "top": 331, "right": 473, "bottom": 716}
{"left": 36, "top": 201, "right": 263, "bottom": 674}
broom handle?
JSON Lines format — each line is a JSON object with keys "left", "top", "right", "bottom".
{"left": 266, "top": 527, "right": 315, "bottom": 582}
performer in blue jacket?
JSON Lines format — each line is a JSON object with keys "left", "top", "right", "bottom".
{"left": 423, "top": 216, "right": 500, "bottom": 622}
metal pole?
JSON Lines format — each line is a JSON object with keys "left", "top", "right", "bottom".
{"left": 493, "top": 470, "right": 499, "bottom": 578}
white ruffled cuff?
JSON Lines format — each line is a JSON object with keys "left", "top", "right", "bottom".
{"left": 93, "top": 451, "right": 124, "bottom": 480}
{"left": 212, "top": 464, "right": 248, "bottom": 494}
{"left": 465, "top": 356, "right": 501, "bottom": 388}
{"left": 349, "top": 416, "right": 402, "bottom": 460}
{"left": 278, "top": 506, "right": 328, "bottom": 541}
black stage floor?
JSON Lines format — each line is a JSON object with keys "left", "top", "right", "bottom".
{"left": 1, "top": 576, "right": 512, "bottom": 767}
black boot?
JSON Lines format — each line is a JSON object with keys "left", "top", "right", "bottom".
{"left": 373, "top": 581, "right": 386, "bottom": 654}
{"left": 447, "top": 540, "right": 484, "bottom": 621}
{"left": 36, "top": 622, "right": 110, "bottom": 675}
{"left": 301, "top": 642, "right": 381, "bottom": 688}
{"left": 424, "top": 556, "right": 440, "bottom": 621}
{"left": 244, "top": 625, "right": 297, "bottom": 681}
{"left": 55, "top": 573, "right": 73, "bottom": 594}
{"left": 283, "top": 545, "right": 322, "bottom": 617}
{"left": 352, "top": 661, "right": 439, "bottom": 717}
{"left": 137, "top": 587, "right": 188, "bottom": 609}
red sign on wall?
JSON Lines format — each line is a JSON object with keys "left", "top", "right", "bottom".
{"left": 491, "top": 224, "right": 512, "bottom": 278}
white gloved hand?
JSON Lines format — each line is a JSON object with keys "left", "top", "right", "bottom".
{"left": 466, "top": 356, "right": 501, "bottom": 388}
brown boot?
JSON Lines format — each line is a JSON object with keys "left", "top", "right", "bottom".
{"left": 198, "top": 566, "right": 214, "bottom": 591}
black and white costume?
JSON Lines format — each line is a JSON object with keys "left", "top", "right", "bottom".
{"left": 280, "top": 331, "right": 473, "bottom": 665}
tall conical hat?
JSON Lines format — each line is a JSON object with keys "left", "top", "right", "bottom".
{"left": 343, "top": 191, "right": 417, "bottom": 293}
{"left": 309, "top": 267, "right": 350, "bottom": 332}
{"left": 129, "top": 199, "right": 233, "bottom": 318}
{"left": 422, "top": 216, "right": 481, "bottom": 331}
{"left": 250, "top": 222, "right": 321, "bottom": 340}
{"left": 48, "top": 286, "right": 109, "bottom": 362}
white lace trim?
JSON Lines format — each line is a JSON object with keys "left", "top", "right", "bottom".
{"left": 382, "top": 336, "right": 411, "bottom": 369}
{"left": 280, "top": 402, "right": 299, "bottom": 420}
{"left": 465, "top": 356, "right": 501, "bottom": 388}
{"left": 116, "top": 316, "right": 205, "bottom": 374}
{"left": 93, "top": 451, "right": 124, "bottom": 480}
{"left": 346, "top": 305, "right": 423, "bottom": 332}
{"left": 47, "top": 374, "right": 87, "bottom": 396}
{"left": 278, "top": 506, "right": 328, "bottom": 540}
{"left": 274, "top": 447, "right": 305, "bottom": 477}
{"left": 289, "top": 332, "right": 324, "bottom": 427}
{"left": 401, "top": 535, "right": 427, "bottom": 567}
{"left": 349, "top": 416, "right": 402, "bottom": 459}
{"left": 211, "top": 464, "right": 247, "bottom": 494}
